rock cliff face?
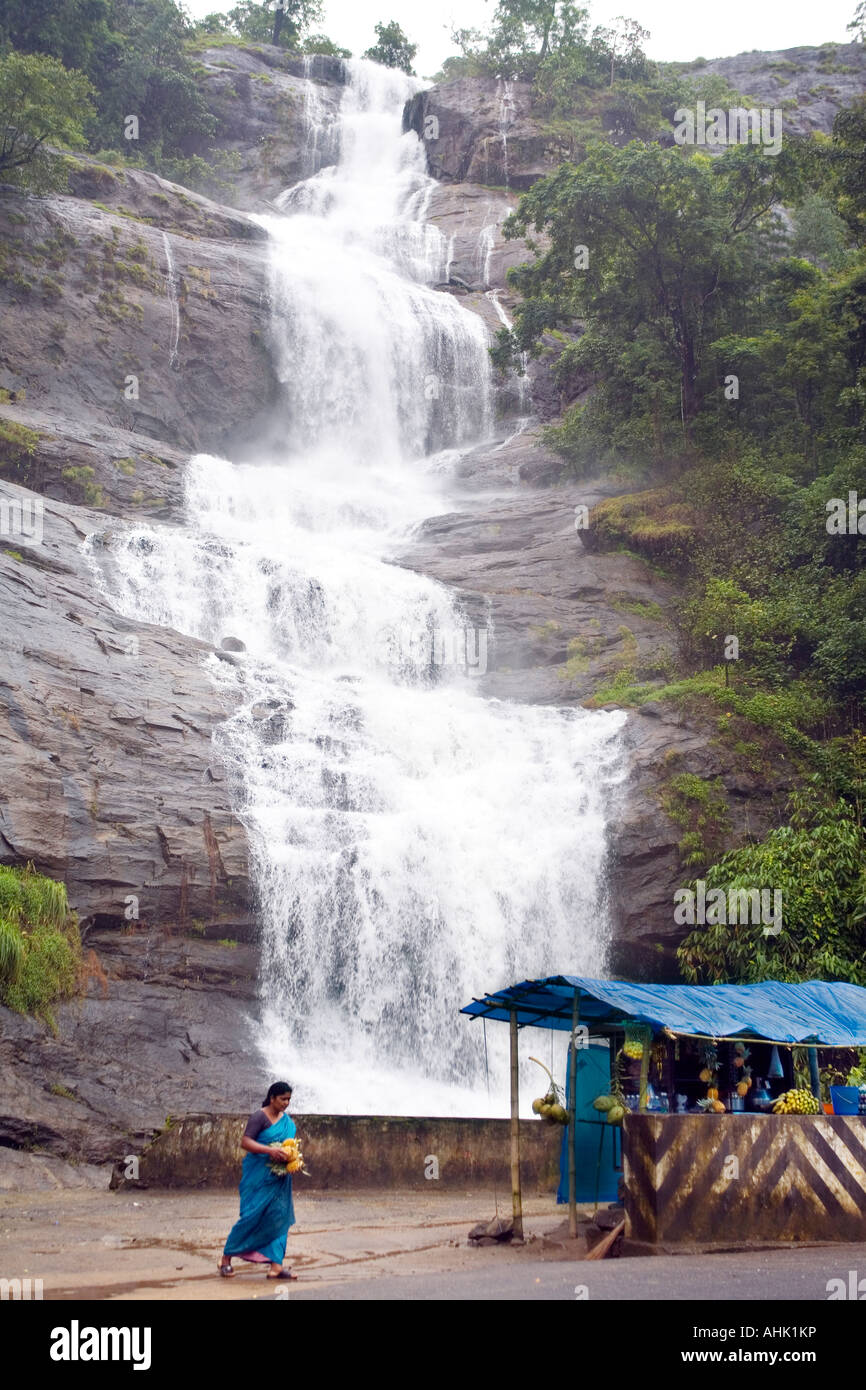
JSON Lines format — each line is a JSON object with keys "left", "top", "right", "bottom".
{"left": 194, "top": 46, "right": 346, "bottom": 210}
{"left": 0, "top": 137, "right": 278, "bottom": 1162}
{"left": 678, "top": 42, "right": 866, "bottom": 136}
{"left": 0, "top": 42, "right": 862, "bottom": 1162}
{"left": 0, "top": 483, "right": 250, "bottom": 929}
{"left": 405, "top": 77, "right": 559, "bottom": 190}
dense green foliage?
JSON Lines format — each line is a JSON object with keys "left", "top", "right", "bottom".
{"left": 444, "top": 2, "right": 712, "bottom": 158}
{"left": 363, "top": 20, "right": 416, "bottom": 75}
{"left": 503, "top": 141, "right": 804, "bottom": 444}
{"left": 499, "top": 96, "right": 866, "bottom": 735}
{"left": 0, "top": 0, "right": 328, "bottom": 190}
{"left": 451, "top": 2, "right": 649, "bottom": 85}
{"left": 0, "top": 865, "right": 81, "bottom": 1025}
{"left": 197, "top": 2, "right": 323, "bottom": 49}
{"left": 0, "top": 50, "right": 95, "bottom": 189}
{"left": 479, "top": 8, "right": 866, "bottom": 985}
{"left": 678, "top": 796, "right": 866, "bottom": 984}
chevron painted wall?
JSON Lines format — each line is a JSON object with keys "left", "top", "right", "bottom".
{"left": 623, "top": 1114, "right": 866, "bottom": 1244}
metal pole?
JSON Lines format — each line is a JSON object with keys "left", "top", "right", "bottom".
{"left": 568, "top": 991, "right": 579, "bottom": 1237}
{"left": 509, "top": 1008, "right": 523, "bottom": 1240}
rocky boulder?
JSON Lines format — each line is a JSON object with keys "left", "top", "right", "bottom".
{"left": 195, "top": 43, "right": 346, "bottom": 209}
{"left": 0, "top": 925, "right": 261, "bottom": 1165}
{"left": 0, "top": 179, "right": 276, "bottom": 460}
{"left": 405, "top": 77, "right": 560, "bottom": 190}
{"left": 677, "top": 42, "right": 866, "bottom": 136}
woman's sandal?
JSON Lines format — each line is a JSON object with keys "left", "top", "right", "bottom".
{"left": 266, "top": 1268, "right": 298, "bottom": 1280}
{"left": 218, "top": 1263, "right": 235, "bottom": 1278}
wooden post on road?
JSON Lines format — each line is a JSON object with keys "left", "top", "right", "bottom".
{"left": 568, "top": 990, "right": 579, "bottom": 1236}
{"left": 510, "top": 1008, "right": 523, "bottom": 1240}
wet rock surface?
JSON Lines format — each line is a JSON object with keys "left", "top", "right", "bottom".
{"left": 405, "top": 77, "right": 560, "bottom": 190}
{"left": 681, "top": 42, "right": 866, "bottom": 136}
{"left": 0, "top": 929, "right": 260, "bottom": 1164}
{"left": 0, "top": 482, "right": 251, "bottom": 932}
{"left": 198, "top": 45, "right": 346, "bottom": 211}
{"left": 0, "top": 181, "right": 275, "bottom": 459}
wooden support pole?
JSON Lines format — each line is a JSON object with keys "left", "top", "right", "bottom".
{"left": 568, "top": 991, "right": 579, "bottom": 1237}
{"left": 638, "top": 1030, "right": 650, "bottom": 1112}
{"left": 509, "top": 1008, "right": 523, "bottom": 1240}
{"left": 808, "top": 1046, "right": 821, "bottom": 1100}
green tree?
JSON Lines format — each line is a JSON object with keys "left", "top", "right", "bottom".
{"left": 0, "top": 50, "right": 95, "bottom": 191}
{"left": 225, "top": 1, "right": 323, "bottom": 49}
{"left": 92, "top": 0, "right": 215, "bottom": 158}
{"left": 831, "top": 97, "right": 866, "bottom": 242}
{"left": 363, "top": 20, "right": 416, "bottom": 74}
{"left": 589, "top": 15, "right": 650, "bottom": 86}
{"left": 0, "top": 0, "right": 115, "bottom": 74}
{"left": 678, "top": 796, "right": 866, "bottom": 985}
{"left": 304, "top": 34, "right": 351, "bottom": 58}
{"left": 504, "top": 141, "right": 802, "bottom": 461}
{"left": 453, "top": 1, "right": 590, "bottom": 80}
{"left": 194, "top": 12, "right": 232, "bottom": 35}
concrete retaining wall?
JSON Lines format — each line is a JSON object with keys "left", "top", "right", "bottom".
{"left": 136, "top": 1113, "right": 562, "bottom": 1191}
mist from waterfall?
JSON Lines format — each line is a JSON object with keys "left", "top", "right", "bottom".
{"left": 89, "top": 59, "right": 625, "bottom": 1115}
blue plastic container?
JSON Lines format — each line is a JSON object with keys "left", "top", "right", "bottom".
{"left": 830, "top": 1085, "right": 859, "bottom": 1115}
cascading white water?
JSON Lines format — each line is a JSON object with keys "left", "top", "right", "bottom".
{"left": 497, "top": 79, "right": 514, "bottom": 190}
{"left": 300, "top": 55, "right": 339, "bottom": 175}
{"left": 161, "top": 231, "right": 180, "bottom": 371}
{"left": 89, "top": 60, "right": 625, "bottom": 1114}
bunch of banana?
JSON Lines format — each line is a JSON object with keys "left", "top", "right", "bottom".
{"left": 772, "top": 1089, "right": 821, "bottom": 1115}
{"left": 267, "top": 1137, "right": 307, "bottom": 1176}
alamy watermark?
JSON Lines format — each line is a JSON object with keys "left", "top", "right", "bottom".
{"left": 826, "top": 1270, "right": 866, "bottom": 1299}
{"left": 673, "top": 102, "right": 783, "bottom": 157}
{"left": 826, "top": 491, "right": 866, "bottom": 535}
{"left": 1, "top": 1277, "right": 43, "bottom": 1300}
{"left": 0, "top": 496, "right": 43, "bottom": 547}
{"left": 674, "top": 881, "right": 782, "bottom": 936}
{"left": 375, "top": 625, "right": 488, "bottom": 677}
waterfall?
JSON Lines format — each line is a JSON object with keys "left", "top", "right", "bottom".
{"left": 161, "top": 231, "right": 181, "bottom": 372}
{"left": 89, "top": 60, "right": 625, "bottom": 1115}
{"left": 497, "top": 79, "right": 514, "bottom": 190}
{"left": 300, "top": 55, "right": 339, "bottom": 175}
{"left": 477, "top": 220, "right": 495, "bottom": 289}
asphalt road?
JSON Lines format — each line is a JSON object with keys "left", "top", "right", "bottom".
{"left": 282, "top": 1244, "right": 866, "bottom": 1300}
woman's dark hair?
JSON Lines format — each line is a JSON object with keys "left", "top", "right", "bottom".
{"left": 262, "top": 1081, "right": 293, "bottom": 1107}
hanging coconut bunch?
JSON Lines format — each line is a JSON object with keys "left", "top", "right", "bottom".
{"left": 529, "top": 1057, "right": 571, "bottom": 1125}
{"left": 593, "top": 1093, "right": 626, "bottom": 1125}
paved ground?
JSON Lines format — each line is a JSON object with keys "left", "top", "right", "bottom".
{"left": 1, "top": 1187, "right": 862, "bottom": 1301}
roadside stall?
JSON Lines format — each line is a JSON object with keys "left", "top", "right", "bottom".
{"left": 461, "top": 977, "right": 866, "bottom": 1246}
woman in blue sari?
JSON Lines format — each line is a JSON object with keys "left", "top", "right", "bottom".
{"left": 219, "top": 1081, "right": 298, "bottom": 1280}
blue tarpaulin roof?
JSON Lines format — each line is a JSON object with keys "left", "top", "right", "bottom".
{"left": 460, "top": 977, "right": 866, "bottom": 1046}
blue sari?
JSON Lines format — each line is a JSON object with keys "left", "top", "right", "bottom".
{"left": 223, "top": 1112, "right": 296, "bottom": 1265}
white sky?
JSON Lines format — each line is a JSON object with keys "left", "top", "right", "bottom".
{"left": 182, "top": 1, "right": 859, "bottom": 79}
